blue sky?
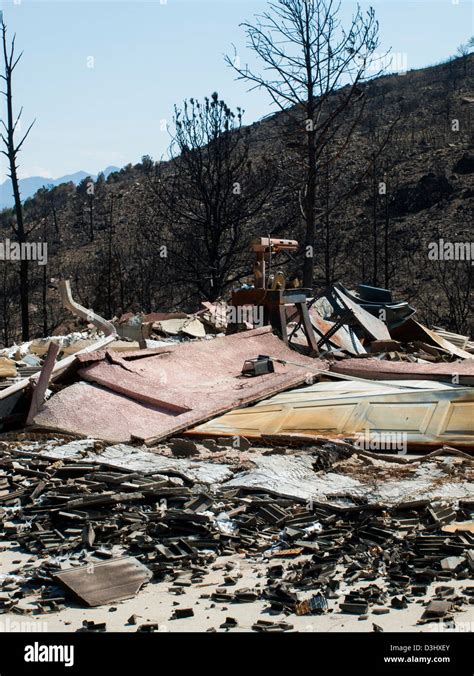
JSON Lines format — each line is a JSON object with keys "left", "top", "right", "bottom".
{"left": 0, "top": 0, "right": 472, "bottom": 182}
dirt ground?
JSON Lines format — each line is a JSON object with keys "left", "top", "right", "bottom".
{"left": 1, "top": 543, "right": 472, "bottom": 634}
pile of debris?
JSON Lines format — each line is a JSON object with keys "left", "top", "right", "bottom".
{"left": 0, "top": 332, "right": 104, "bottom": 387}
{"left": 0, "top": 276, "right": 472, "bottom": 449}
{"left": 114, "top": 303, "right": 227, "bottom": 343}
{"left": 293, "top": 282, "right": 474, "bottom": 361}
{"left": 0, "top": 245, "right": 472, "bottom": 631}
{"left": 0, "top": 435, "right": 472, "bottom": 630}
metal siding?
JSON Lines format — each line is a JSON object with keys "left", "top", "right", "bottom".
{"left": 191, "top": 380, "right": 474, "bottom": 448}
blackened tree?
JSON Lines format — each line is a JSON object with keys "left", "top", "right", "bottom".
{"left": 226, "top": 0, "right": 383, "bottom": 289}
{"left": 0, "top": 18, "right": 35, "bottom": 339}
{"left": 146, "top": 93, "right": 276, "bottom": 304}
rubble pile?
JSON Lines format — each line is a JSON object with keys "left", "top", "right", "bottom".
{"left": 295, "top": 284, "right": 474, "bottom": 361}
{"left": 114, "top": 303, "right": 227, "bottom": 343}
{"left": 0, "top": 435, "right": 472, "bottom": 630}
{"left": 0, "top": 332, "right": 101, "bottom": 388}
{"left": 0, "top": 275, "right": 472, "bottom": 632}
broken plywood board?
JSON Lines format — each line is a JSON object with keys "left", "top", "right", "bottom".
{"left": 432, "top": 328, "right": 470, "bottom": 350}
{"left": 0, "top": 357, "right": 17, "bottom": 379}
{"left": 191, "top": 379, "right": 474, "bottom": 449}
{"left": 331, "top": 286, "right": 391, "bottom": 341}
{"left": 54, "top": 557, "right": 152, "bottom": 607}
{"left": 309, "top": 310, "right": 366, "bottom": 356}
{"left": 392, "top": 319, "right": 473, "bottom": 360}
{"left": 32, "top": 381, "right": 181, "bottom": 443}
{"left": 26, "top": 342, "right": 60, "bottom": 425}
{"left": 33, "top": 328, "right": 326, "bottom": 443}
{"left": 330, "top": 358, "right": 474, "bottom": 385}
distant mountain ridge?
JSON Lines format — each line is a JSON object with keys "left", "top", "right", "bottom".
{"left": 0, "top": 166, "right": 120, "bottom": 210}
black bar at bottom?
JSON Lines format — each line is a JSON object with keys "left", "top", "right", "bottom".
{"left": 0, "top": 631, "right": 471, "bottom": 675}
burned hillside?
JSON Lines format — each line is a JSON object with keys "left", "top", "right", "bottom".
{"left": 0, "top": 54, "right": 473, "bottom": 345}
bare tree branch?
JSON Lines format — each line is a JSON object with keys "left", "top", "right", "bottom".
{"left": 226, "top": 0, "right": 386, "bottom": 288}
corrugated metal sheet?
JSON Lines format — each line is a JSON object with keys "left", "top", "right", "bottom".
{"left": 432, "top": 328, "right": 470, "bottom": 349}
{"left": 54, "top": 557, "right": 152, "bottom": 607}
{"left": 190, "top": 379, "right": 474, "bottom": 449}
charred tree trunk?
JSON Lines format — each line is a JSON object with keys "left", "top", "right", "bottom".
{"left": 1, "top": 21, "right": 35, "bottom": 341}
{"left": 227, "top": 1, "right": 383, "bottom": 293}
{"left": 372, "top": 161, "right": 378, "bottom": 287}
